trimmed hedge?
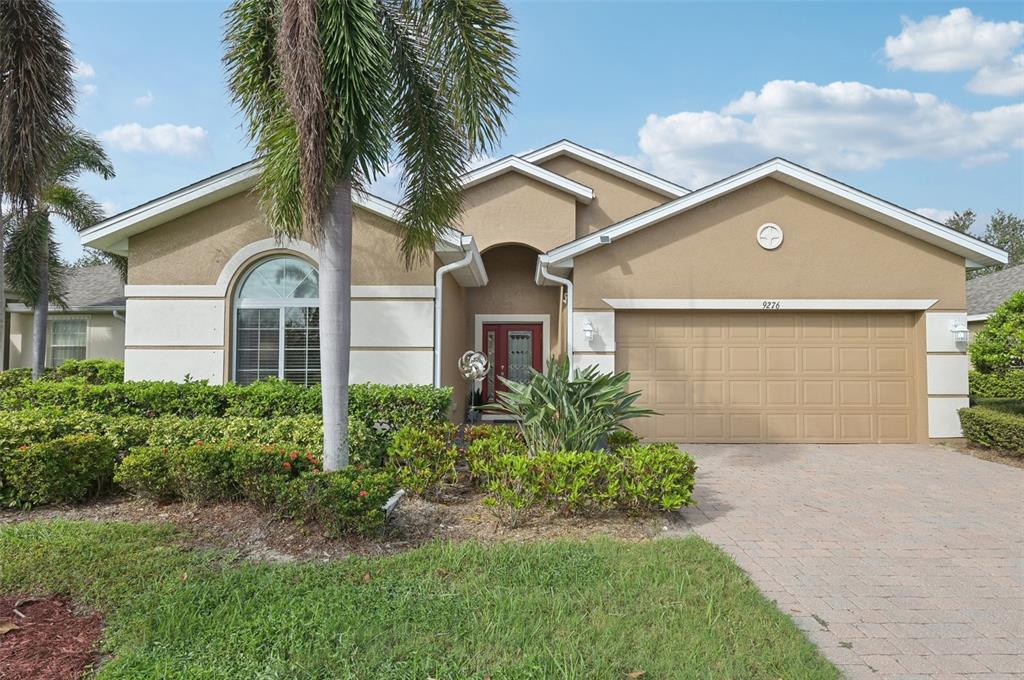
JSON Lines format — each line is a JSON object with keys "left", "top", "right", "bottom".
{"left": 385, "top": 424, "right": 458, "bottom": 497}
{"left": 468, "top": 443, "right": 698, "bottom": 526}
{"left": 958, "top": 406, "right": 1024, "bottom": 455}
{"left": 2, "top": 434, "right": 117, "bottom": 508}
{"left": 969, "top": 370, "right": 1024, "bottom": 401}
{"left": 115, "top": 442, "right": 394, "bottom": 535}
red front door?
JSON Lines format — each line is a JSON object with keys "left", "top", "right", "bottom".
{"left": 481, "top": 323, "right": 544, "bottom": 402}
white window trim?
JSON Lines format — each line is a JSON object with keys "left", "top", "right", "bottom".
{"left": 46, "top": 315, "right": 90, "bottom": 367}
{"left": 472, "top": 314, "right": 551, "bottom": 362}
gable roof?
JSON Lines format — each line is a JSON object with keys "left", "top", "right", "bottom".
{"left": 461, "top": 155, "right": 594, "bottom": 203}
{"left": 540, "top": 157, "right": 1008, "bottom": 270}
{"left": 522, "top": 139, "right": 690, "bottom": 198}
{"left": 6, "top": 264, "right": 125, "bottom": 312}
{"left": 80, "top": 160, "right": 410, "bottom": 256}
{"left": 967, "top": 263, "right": 1024, "bottom": 320}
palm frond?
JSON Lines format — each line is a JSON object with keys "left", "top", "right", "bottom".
{"left": 4, "top": 210, "right": 67, "bottom": 308}
{"left": 49, "top": 128, "right": 115, "bottom": 185}
{"left": 379, "top": 0, "right": 467, "bottom": 266}
{"left": 41, "top": 184, "right": 106, "bottom": 231}
{"left": 0, "top": 0, "right": 76, "bottom": 211}
{"left": 422, "top": 0, "right": 517, "bottom": 154}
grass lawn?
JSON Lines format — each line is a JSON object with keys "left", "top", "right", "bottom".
{"left": 0, "top": 521, "right": 838, "bottom": 679}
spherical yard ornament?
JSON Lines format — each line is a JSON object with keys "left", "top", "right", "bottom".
{"left": 458, "top": 350, "right": 490, "bottom": 380}
{"left": 756, "top": 222, "right": 784, "bottom": 250}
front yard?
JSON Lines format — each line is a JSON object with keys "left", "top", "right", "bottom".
{"left": 0, "top": 520, "right": 839, "bottom": 679}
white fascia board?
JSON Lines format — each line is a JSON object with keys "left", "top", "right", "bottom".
{"left": 522, "top": 140, "right": 690, "bottom": 198}
{"left": 436, "top": 234, "right": 487, "bottom": 287}
{"left": 601, "top": 298, "right": 939, "bottom": 311}
{"left": 461, "top": 156, "right": 594, "bottom": 204}
{"left": 967, "top": 314, "right": 991, "bottom": 323}
{"left": 541, "top": 158, "right": 1008, "bottom": 269}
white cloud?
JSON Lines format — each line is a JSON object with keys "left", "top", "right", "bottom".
{"left": 968, "top": 53, "right": 1024, "bottom": 96}
{"left": 99, "top": 123, "right": 208, "bottom": 155}
{"left": 915, "top": 207, "right": 955, "bottom": 223}
{"left": 884, "top": 8, "right": 1023, "bottom": 72}
{"left": 72, "top": 59, "right": 95, "bottom": 79}
{"left": 80, "top": 83, "right": 97, "bottom": 97}
{"left": 962, "top": 150, "right": 1010, "bottom": 168}
{"left": 133, "top": 91, "right": 155, "bottom": 108}
{"left": 636, "top": 80, "right": 1024, "bottom": 188}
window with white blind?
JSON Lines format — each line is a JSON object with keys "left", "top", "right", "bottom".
{"left": 233, "top": 256, "right": 320, "bottom": 386}
{"left": 48, "top": 317, "right": 88, "bottom": 367}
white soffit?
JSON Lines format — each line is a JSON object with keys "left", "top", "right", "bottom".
{"left": 521, "top": 139, "right": 690, "bottom": 198}
{"left": 460, "top": 155, "right": 594, "bottom": 204}
{"left": 541, "top": 158, "right": 1008, "bottom": 269}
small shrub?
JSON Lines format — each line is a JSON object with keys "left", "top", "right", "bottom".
{"left": 606, "top": 428, "right": 641, "bottom": 452}
{"left": 3, "top": 434, "right": 117, "bottom": 508}
{"left": 0, "top": 368, "right": 32, "bottom": 389}
{"left": 386, "top": 424, "right": 458, "bottom": 496}
{"left": 474, "top": 453, "right": 543, "bottom": 528}
{"left": 233, "top": 444, "right": 321, "bottom": 508}
{"left": 52, "top": 359, "right": 124, "bottom": 384}
{"left": 292, "top": 468, "right": 398, "bottom": 535}
{"left": 115, "top": 446, "right": 179, "bottom": 501}
{"left": 959, "top": 406, "right": 1024, "bottom": 455}
{"left": 171, "top": 441, "right": 243, "bottom": 503}
{"left": 465, "top": 425, "right": 527, "bottom": 480}
{"left": 970, "top": 290, "right": 1024, "bottom": 374}
{"left": 970, "top": 370, "right": 1024, "bottom": 400}
{"left": 618, "top": 443, "right": 698, "bottom": 512}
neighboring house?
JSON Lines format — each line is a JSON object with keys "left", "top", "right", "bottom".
{"left": 966, "top": 263, "right": 1024, "bottom": 338}
{"left": 4, "top": 264, "right": 126, "bottom": 369}
{"left": 79, "top": 140, "right": 1007, "bottom": 443}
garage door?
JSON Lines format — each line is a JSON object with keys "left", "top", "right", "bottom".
{"left": 618, "top": 311, "right": 919, "bottom": 443}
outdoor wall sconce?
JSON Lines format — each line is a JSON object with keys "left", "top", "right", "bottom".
{"left": 582, "top": 319, "right": 595, "bottom": 342}
{"left": 951, "top": 321, "right": 969, "bottom": 346}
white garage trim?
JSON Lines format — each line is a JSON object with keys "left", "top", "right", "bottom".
{"left": 601, "top": 299, "right": 939, "bottom": 311}
{"left": 928, "top": 397, "right": 971, "bottom": 438}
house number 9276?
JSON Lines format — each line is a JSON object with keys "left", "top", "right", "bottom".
{"left": 762, "top": 300, "right": 781, "bottom": 310}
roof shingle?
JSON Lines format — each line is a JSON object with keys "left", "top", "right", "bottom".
{"left": 966, "top": 264, "right": 1024, "bottom": 317}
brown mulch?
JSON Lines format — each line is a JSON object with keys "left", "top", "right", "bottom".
{"left": 0, "top": 492, "right": 683, "bottom": 563}
{"left": 0, "top": 595, "right": 103, "bottom": 680}
{"left": 936, "top": 441, "right": 1024, "bottom": 469}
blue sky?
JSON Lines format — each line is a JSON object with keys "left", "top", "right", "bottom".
{"left": 59, "top": 1, "right": 1023, "bottom": 260}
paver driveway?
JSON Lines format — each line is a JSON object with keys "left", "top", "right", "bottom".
{"left": 676, "top": 444, "right": 1023, "bottom": 680}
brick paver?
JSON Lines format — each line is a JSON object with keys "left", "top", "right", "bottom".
{"left": 676, "top": 444, "right": 1023, "bottom": 680}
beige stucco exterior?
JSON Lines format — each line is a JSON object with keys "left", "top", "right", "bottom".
{"left": 128, "top": 191, "right": 433, "bottom": 286}
{"left": 537, "top": 155, "right": 668, "bottom": 237}
{"left": 456, "top": 172, "right": 577, "bottom": 253}
{"left": 7, "top": 311, "right": 125, "bottom": 369}
{"left": 572, "top": 178, "right": 967, "bottom": 311}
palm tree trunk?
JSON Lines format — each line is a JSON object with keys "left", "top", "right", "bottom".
{"left": 0, "top": 246, "right": 6, "bottom": 371}
{"left": 319, "top": 176, "right": 353, "bottom": 470}
{"left": 31, "top": 226, "right": 48, "bottom": 380}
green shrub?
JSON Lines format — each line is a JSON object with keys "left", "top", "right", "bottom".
{"left": 485, "top": 357, "right": 654, "bottom": 455}
{"left": 114, "top": 446, "right": 179, "bottom": 501}
{"left": 471, "top": 444, "right": 698, "bottom": 526}
{"left": 969, "top": 290, "right": 1024, "bottom": 374}
{"left": 607, "top": 428, "right": 641, "bottom": 452}
{"left": 386, "top": 424, "right": 458, "bottom": 496}
{"left": 51, "top": 359, "right": 124, "bottom": 384}
{"left": 171, "top": 441, "right": 245, "bottom": 503}
{"left": 464, "top": 425, "right": 527, "bottom": 479}
{"left": 958, "top": 406, "right": 1024, "bottom": 455}
{"left": 233, "top": 444, "right": 321, "bottom": 508}
{"left": 970, "top": 370, "right": 1024, "bottom": 400}
{"left": 3, "top": 434, "right": 117, "bottom": 508}
{"left": 290, "top": 468, "right": 398, "bottom": 535}
{"left": 0, "top": 368, "right": 32, "bottom": 389}
{"left": 973, "top": 398, "right": 1024, "bottom": 415}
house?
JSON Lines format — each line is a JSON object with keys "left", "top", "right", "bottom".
{"left": 4, "top": 264, "right": 125, "bottom": 369}
{"left": 966, "top": 263, "right": 1023, "bottom": 338}
{"left": 79, "top": 140, "right": 1007, "bottom": 442}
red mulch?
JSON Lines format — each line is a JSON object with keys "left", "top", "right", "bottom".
{"left": 0, "top": 595, "right": 103, "bottom": 680}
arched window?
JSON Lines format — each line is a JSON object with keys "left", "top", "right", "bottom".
{"left": 233, "top": 256, "right": 320, "bottom": 386}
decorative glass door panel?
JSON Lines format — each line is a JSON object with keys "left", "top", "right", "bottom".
{"left": 481, "top": 323, "right": 544, "bottom": 402}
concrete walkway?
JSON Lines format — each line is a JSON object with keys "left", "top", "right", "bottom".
{"left": 676, "top": 444, "right": 1023, "bottom": 680}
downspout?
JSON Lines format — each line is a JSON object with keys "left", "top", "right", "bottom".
{"left": 538, "top": 260, "right": 573, "bottom": 367}
{"left": 112, "top": 310, "right": 125, "bottom": 322}
{"left": 433, "top": 247, "right": 475, "bottom": 387}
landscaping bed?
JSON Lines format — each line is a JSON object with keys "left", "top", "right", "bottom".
{"left": 0, "top": 521, "right": 840, "bottom": 679}
{"left": 0, "top": 594, "right": 103, "bottom": 680}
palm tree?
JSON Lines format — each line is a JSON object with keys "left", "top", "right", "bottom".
{"left": 224, "top": 0, "right": 516, "bottom": 470}
{"left": 0, "top": 0, "right": 76, "bottom": 376}
{"left": 5, "top": 129, "right": 114, "bottom": 374}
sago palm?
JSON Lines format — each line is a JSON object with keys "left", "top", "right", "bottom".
{"left": 224, "top": 0, "right": 516, "bottom": 470}
{"left": 5, "top": 128, "right": 115, "bottom": 372}
{"left": 0, "top": 0, "right": 77, "bottom": 376}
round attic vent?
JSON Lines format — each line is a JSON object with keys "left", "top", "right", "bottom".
{"left": 756, "top": 223, "right": 784, "bottom": 250}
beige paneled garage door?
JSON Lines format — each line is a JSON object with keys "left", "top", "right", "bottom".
{"left": 618, "top": 311, "right": 919, "bottom": 443}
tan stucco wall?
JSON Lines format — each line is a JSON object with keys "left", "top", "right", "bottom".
{"left": 456, "top": 172, "right": 576, "bottom": 253}
{"left": 537, "top": 155, "right": 668, "bottom": 237}
{"left": 573, "top": 178, "right": 967, "bottom": 310}
{"left": 440, "top": 270, "right": 468, "bottom": 419}
{"left": 7, "top": 311, "right": 125, "bottom": 368}
{"left": 128, "top": 191, "right": 433, "bottom": 286}
{"left": 464, "top": 245, "right": 564, "bottom": 359}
